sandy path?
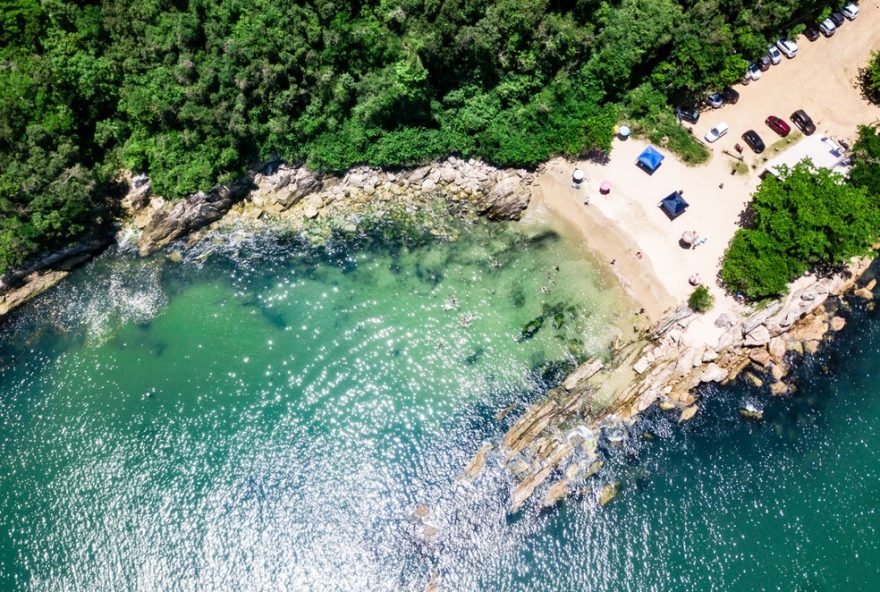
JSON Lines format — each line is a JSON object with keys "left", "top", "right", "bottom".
{"left": 529, "top": 2, "right": 880, "bottom": 348}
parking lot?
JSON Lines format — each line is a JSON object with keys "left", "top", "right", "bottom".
{"left": 692, "top": 3, "right": 880, "bottom": 167}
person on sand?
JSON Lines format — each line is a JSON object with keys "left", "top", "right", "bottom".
{"left": 636, "top": 251, "right": 643, "bottom": 259}
{"left": 610, "top": 259, "right": 616, "bottom": 265}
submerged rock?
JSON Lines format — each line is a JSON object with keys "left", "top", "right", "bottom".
{"left": 739, "top": 404, "right": 763, "bottom": 420}
{"left": 541, "top": 479, "right": 570, "bottom": 509}
{"left": 598, "top": 482, "right": 619, "bottom": 506}
{"left": 679, "top": 405, "right": 699, "bottom": 422}
{"left": 460, "top": 442, "right": 493, "bottom": 481}
{"left": 411, "top": 505, "right": 430, "bottom": 520}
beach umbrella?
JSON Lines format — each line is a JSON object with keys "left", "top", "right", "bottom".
{"left": 689, "top": 273, "right": 702, "bottom": 286}
{"left": 618, "top": 125, "right": 631, "bottom": 139}
{"left": 572, "top": 169, "right": 586, "bottom": 183}
{"left": 681, "top": 230, "right": 697, "bottom": 245}
{"left": 599, "top": 180, "right": 612, "bottom": 194}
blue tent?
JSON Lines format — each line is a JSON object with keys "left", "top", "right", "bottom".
{"left": 637, "top": 146, "right": 665, "bottom": 173}
{"left": 660, "top": 191, "right": 689, "bottom": 219}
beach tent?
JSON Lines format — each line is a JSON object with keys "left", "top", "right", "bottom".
{"left": 637, "top": 146, "right": 665, "bottom": 174}
{"left": 660, "top": 191, "right": 689, "bottom": 219}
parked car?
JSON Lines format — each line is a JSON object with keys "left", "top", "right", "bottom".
{"left": 765, "top": 115, "right": 791, "bottom": 136}
{"left": 805, "top": 26, "right": 821, "bottom": 41}
{"left": 776, "top": 38, "right": 799, "bottom": 58}
{"left": 843, "top": 3, "right": 859, "bottom": 20}
{"left": 819, "top": 18, "right": 837, "bottom": 37}
{"left": 706, "top": 93, "right": 724, "bottom": 108}
{"left": 790, "top": 109, "right": 816, "bottom": 135}
{"left": 705, "top": 122, "right": 729, "bottom": 143}
{"left": 742, "top": 130, "right": 765, "bottom": 153}
{"left": 758, "top": 55, "right": 772, "bottom": 71}
{"left": 767, "top": 45, "right": 782, "bottom": 65}
{"left": 748, "top": 63, "right": 762, "bottom": 80}
{"left": 721, "top": 87, "right": 740, "bottom": 104}
{"left": 830, "top": 10, "right": 845, "bottom": 27}
{"left": 676, "top": 104, "right": 700, "bottom": 124}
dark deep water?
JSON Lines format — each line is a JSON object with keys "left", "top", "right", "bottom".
{"left": 0, "top": 223, "right": 878, "bottom": 591}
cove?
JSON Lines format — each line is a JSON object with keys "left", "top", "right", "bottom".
{"left": 1, "top": 219, "right": 878, "bottom": 591}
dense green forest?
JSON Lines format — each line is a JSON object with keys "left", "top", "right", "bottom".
{"left": 0, "top": 0, "right": 844, "bottom": 272}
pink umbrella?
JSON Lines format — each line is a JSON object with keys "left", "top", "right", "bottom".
{"left": 599, "top": 181, "right": 612, "bottom": 194}
{"left": 689, "top": 273, "right": 702, "bottom": 286}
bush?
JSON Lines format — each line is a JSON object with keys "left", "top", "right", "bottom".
{"left": 860, "top": 50, "right": 880, "bottom": 104}
{"left": 721, "top": 161, "right": 880, "bottom": 300}
{"left": 688, "top": 285, "right": 714, "bottom": 312}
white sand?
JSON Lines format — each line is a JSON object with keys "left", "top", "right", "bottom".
{"left": 529, "top": 2, "right": 880, "bottom": 349}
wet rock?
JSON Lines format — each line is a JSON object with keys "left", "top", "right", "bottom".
{"left": 679, "top": 405, "right": 699, "bottom": 422}
{"left": 658, "top": 398, "right": 676, "bottom": 411}
{"left": 421, "top": 524, "right": 440, "bottom": 542}
{"left": 789, "top": 314, "right": 827, "bottom": 342}
{"left": 510, "top": 441, "right": 573, "bottom": 513}
{"left": 0, "top": 270, "right": 69, "bottom": 316}
{"left": 598, "top": 482, "right": 619, "bottom": 506}
{"left": 748, "top": 348, "right": 772, "bottom": 367}
{"left": 541, "top": 479, "right": 570, "bottom": 509}
{"left": 770, "top": 381, "right": 789, "bottom": 395}
{"left": 411, "top": 505, "right": 430, "bottom": 520}
{"left": 805, "top": 339, "right": 821, "bottom": 354}
{"left": 830, "top": 316, "right": 846, "bottom": 331}
{"left": 744, "top": 372, "right": 763, "bottom": 388}
{"left": 739, "top": 404, "right": 763, "bottom": 420}
{"left": 461, "top": 442, "right": 493, "bottom": 481}
{"left": 166, "top": 251, "right": 183, "bottom": 263}
{"left": 562, "top": 359, "right": 604, "bottom": 390}
{"left": 867, "top": 278, "right": 877, "bottom": 291}
{"left": 855, "top": 287, "right": 873, "bottom": 300}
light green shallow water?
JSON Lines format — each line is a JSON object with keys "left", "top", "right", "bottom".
{"left": 1, "top": 220, "right": 879, "bottom": 591}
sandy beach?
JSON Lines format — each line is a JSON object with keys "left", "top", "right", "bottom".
{"left": 529, "top": 1, "right": 880, "bottom": 347}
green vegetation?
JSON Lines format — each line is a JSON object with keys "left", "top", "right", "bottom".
{"left": 850, "top": 125, "right": 880, "bottom": 196}
{"left": 721, "top": 157, "right": 880, "bottom": 300}
{"left": 861, "top": 50, "right": 880, "bottom": 104}
{"left": 688, "top": 285, "right": 714, "bottom": 313}
{"left": 0, "top": 0, "right": 842, "bottom": 274}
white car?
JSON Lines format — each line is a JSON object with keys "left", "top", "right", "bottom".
{"left": 748, "top": 63, "right": 762, "bottom": 80}
{"left": 843, "top": 3, "right": 859, "bottom": 20}
{"left": 704, "top": 122, "right": 729, "bottom": 143}
{"left": 776, "top": 38, "right": 799, "bottom": 59}
{"left": 819, "top": 18, "right": 836, "bottom": 37}
{"left": 767, "top": 45, "right": 782, "bottom": 65}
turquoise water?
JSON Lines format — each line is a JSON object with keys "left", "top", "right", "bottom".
{"left": 1, "top": 221, "right": 879, "bottom": 591}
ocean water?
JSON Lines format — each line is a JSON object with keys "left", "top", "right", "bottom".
{"left": 0, "top": 221, "right": 878, "bottom": 591}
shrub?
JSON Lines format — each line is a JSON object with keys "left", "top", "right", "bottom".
{"left": 688, "top": 285, "right": 714, "bottom": 312}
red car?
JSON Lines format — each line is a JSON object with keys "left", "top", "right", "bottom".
{"left": 765, "top": 115, "right": 791, "bottom": 136}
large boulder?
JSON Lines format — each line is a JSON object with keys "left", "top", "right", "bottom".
{"left": 139, "top": 178, "right": 253, "bottom": 255}
{"left": 477, "top": 176, "right": 531, "bottom": 220}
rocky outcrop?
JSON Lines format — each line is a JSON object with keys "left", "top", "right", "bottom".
{"left": 464, "top": 258, "right": 875, "bottom": 514}
{"left": 0, "top": 237, "right": 111, "bottom": 317}
{"left": 138, "top": 177, "right": 255, "bottom": 255}
{"left": 130, "top": 157, "right": 533, "bottom": 255}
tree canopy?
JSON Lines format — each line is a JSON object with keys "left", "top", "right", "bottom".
{"left": 0, "top": 0, "right": 843, "bottom": 274}
{"left": 721, "top": 160, "right": 880, "bottom": 300}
